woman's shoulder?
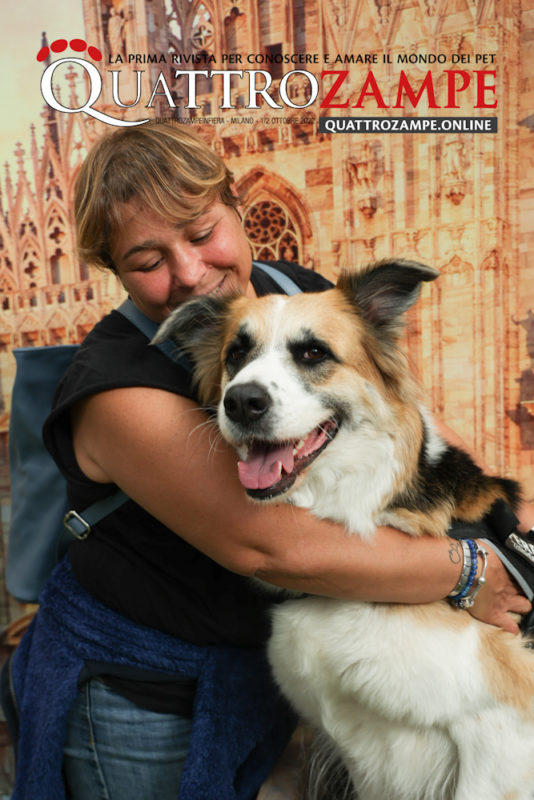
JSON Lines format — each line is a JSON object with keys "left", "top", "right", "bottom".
{"left": 49, "top": 309, "right": 195, "bottom": 420}
{"left": 253, "top": 260, "right": 333, "bottom": 295}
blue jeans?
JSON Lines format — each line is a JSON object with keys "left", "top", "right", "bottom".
{"left": 63, "top": 679, "right": 193, "bottom": 800}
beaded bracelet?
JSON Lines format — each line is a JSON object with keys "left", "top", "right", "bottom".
{"left": 455, "top": 545, "right": 489, "bottom": 609}
{"left": 453, "top": 539, "right": 478, "bottom": 602}
{"left": 448, "top": 539, "right": 475, "bottom": 599}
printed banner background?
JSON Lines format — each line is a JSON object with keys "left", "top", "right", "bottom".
{"left": 0, "top": 3, "right": 533, "bottom": 787}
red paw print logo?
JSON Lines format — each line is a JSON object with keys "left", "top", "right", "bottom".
{"left": 37, "top": 38, "right": 102, "bottom": 62}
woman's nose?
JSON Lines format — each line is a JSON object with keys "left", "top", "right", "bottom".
{"left": 168, "top": 247, "right": 207, "bottom": 288}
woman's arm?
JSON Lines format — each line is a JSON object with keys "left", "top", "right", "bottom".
{"left": 72, "top": 387, "right": 531, "bottom": 633}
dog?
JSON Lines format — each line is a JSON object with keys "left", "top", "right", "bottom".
{"left": 155, "top": 259, "right": 534, "bottom": 800}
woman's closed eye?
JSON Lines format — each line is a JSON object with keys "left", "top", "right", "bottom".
{"left": 137, "top": 257, "right": 165, "bottom": 273}
{"left": 190, "top": 228, "right": 213, "bottom": 245}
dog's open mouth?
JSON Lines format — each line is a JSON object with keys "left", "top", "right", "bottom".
{"left": 236, "top": 419, "right": 339, "bottom": 499}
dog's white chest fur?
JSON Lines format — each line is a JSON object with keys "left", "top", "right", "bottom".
{"left": 267, "top": 442, "right": 534, "bottom": 800}
{"left": 287, "top": 426, "right": 401, "bottom": 538}
{"left": 268, "top": 594, "right": 534, "bottom": 800}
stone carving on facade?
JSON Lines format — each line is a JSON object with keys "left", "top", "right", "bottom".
{"left": 374, "top": 0, "right": 391, "bottom": 26}
{"left": 125, "top": 6, "right": 137, "bottom": 53}
{"left": 191, "top": 3, "right": 214, "bottom": 51}
{"left": 278, "top": 125, "right": 291, "bottom": 148}
{"left": 441, "top": 134, "right": 469, "bottom": 205}
{"left": 511, "top": 310, "right": 534, "bottom": 434}
{"left": 224, "top": 0, "right": 244, "bottom": 19}
{"left": 481, "top": 249, "right": 500, "bottom": 272}
{"left": 439, "top": 225, "right": 466, "bottom": 259}
{"left": 437, "top": 33, "right": 463, "bottom": 63}
{"left": 347, "top": 141, "right": 383, "bottom": 219}
{"left": 362, "top": 237, "right": 377, "bottom": 261}
{"left": 481, "top": 217, "right": 499, "bottom": 251}
{"left": 440, "top": 253, "right": 475, "bottom": 277}
{"left": 244, "top": 130, "right": 257, "bottom": 154}
{"left": 331, "top": 241, "right": 342, "bottom": 271}
{"left": 243, "top": 198, "right": 302, "bottom": 263}
{"left": 330, "top": 0, "right": 349, "bottom": 29}
{"left": 513, "top": 310, "right": 534, "bottom": 367}
{"left": 285, "top": 73, "right": 314, "bottom": 106}
{"left": 404, "top": 229, "right": 424, "bottom": 255}
{"left": 166, "top": 0, "right": 186, "bottom": 52}
{"left": 107, "top": 7, "right": 126, "bottom": 59}
{"left": 423, "top": 0, "right": 438, "bottom": 15}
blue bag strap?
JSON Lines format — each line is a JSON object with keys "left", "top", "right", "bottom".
{"left": 120, "top": 264, "right": 301, "bottom": 338}
{"left": 117, "top": 298, "right": 189, "bottom": 364}
{"left": 118, "top": 265, "right": 301, "bottom": 362}
{"left": 253, "top": 260, "right": 302, "bottom": 295}
{"left": 64, "top": 300, "right": 179, "bottom": 538}
{"left": 70, "top": 264, "right": 301, "bottom": 534}
{"left": 64, "top": 491, "right": 129, "bottom": 540}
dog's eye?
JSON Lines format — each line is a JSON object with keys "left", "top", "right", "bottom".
{"left": 290, "top": 336, "right": 338, "bottom": 367}
{"left": 225, "top": 331, "right": 253, "bottom": 368}
{"left": 301, "top": 347, "right": 326, "bottom": 362}
{"left": 228, "top": 346, "right": 247, "bottom": 362}
{"left": 292, "top": 343, "right": 331, "bottom": 365}
{"left": 226, "top": 342, "right": 250, "bottom": 364}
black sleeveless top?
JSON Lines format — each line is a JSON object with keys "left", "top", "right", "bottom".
{"left": 43, "top": 262, "right": 331, "bottom": 650}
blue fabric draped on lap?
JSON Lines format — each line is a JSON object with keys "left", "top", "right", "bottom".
{"left": 9, "top": 556, "right": 297, "bottom": 800}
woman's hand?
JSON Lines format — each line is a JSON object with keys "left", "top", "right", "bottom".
{"left": 517, "top": 500, "right": 534, "bottom": 534}
{"left": 468, "top": 543, "right": 532, "bottom": 634}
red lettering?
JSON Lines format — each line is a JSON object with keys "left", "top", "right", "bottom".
{"left": 320, "top": 70, "right": 350, "bottom": 108}
{"left": 445, "top": 70, "right": 471, "bottom": 108}
{"left": 475, "top": 70, "right": 497, "bottom": 108}
{"left": 318, "top": 68, "right": 497, "bottom": 111}
{"left": 352, "top": 71, "right": 388, "bottom": 109}
{"left": 393, "top": 70, "right": 439, "bottom": 109}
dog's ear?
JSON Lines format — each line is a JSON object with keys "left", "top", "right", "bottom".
{"left": 152, "top": 295, "right": 232, "bottom": 406}
{"left": 337, "top": 259, "right": 439, "bottom": 340}
{"left": 153, "top": 294, "right": 227, "bottom": 350}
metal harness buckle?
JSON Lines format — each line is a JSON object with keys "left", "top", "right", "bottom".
{"left": 506, "top": 533, "right": 534, "bottom": 568}
{"left": 63, "top": 510, "right": 92, "bottom": 540}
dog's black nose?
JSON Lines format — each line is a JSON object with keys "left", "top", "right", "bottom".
{"left": 224, "top": 382, "right": 271, "bottom": 424}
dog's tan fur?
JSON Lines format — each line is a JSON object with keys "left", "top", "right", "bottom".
{"left": 196, "top": 284, "right": 515, "bottom": 540}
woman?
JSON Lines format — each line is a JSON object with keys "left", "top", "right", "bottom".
{"left": 8, "top": 123, "right": 533, "bottom": 800}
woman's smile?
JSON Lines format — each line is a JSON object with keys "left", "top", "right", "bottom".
{"left": 112, "top": 200, "right": 256, "bottom": 321}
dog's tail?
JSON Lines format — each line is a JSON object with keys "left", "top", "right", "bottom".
{"left": 300, "top": 731, "right": 356, "bottom": 800}
{"left": 491, "top": 476, "right": 522, "bottom": 511}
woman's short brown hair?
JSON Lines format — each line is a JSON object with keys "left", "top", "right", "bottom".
{"left": 74, "top": 123, "right": 238, "bottom": 271}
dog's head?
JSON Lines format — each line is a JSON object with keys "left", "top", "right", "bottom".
{"left": 154, "top": 259, "right": 438, "bottom": 500}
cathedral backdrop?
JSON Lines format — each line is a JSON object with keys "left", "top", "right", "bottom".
{"left": 0, "top": 0, "right": 533, "bottom": 627}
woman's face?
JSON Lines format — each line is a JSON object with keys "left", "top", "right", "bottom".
{"left": 111, "top": 199, "right": 255, "bottom": 322}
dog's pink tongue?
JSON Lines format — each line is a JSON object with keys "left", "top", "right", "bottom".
{"left": 238, "top": 442, "right": 295, "bottom": 490}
